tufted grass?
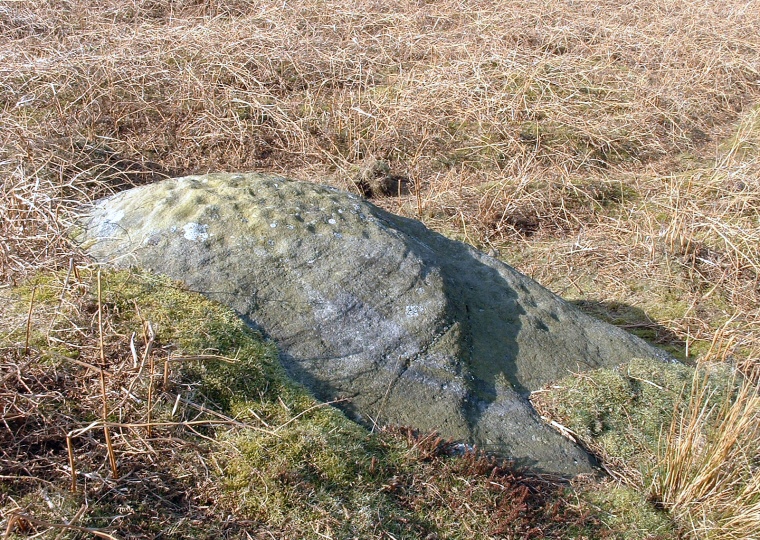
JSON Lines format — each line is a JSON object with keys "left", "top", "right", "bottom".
{"left": 1, "top": 0, "right": 760, "bottom": 538}
{"left": 533, "top": 356, "right": 760, "bottom": 539}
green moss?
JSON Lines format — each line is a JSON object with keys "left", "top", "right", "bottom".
{"left": 222, "top": 411, "right": 399, "bottom": 525}
{"left": 3, "top": 267, "right": 687, "bottom": 538}
{"left": 581, "top": 484, "right": 675, "bottom": 539}
{"left": 535, "top": 357, "right": 738, "bottom": 474}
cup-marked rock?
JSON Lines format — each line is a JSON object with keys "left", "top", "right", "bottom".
{"left": 75, "top": 172, "right": 671, "bottom": 475}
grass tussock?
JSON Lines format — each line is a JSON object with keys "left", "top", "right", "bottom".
{"left": 533, "top": 355, "right": 760, "bottom": 540}
{"left": 651, "top": 364, "right": 760, "bottom": 540}
{"left": 2, "top": 0, "right": 760, "bottom": 538}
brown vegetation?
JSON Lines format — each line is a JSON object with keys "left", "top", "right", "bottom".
{"left": 1, "top": 0, "right": 759, "bottom": 538}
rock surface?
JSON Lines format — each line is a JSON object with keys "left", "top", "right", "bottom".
{"left": 75, "top": 172, "right": 671, "bottom": 475}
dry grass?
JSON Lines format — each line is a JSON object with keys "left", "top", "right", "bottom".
{"left": 2, "top": 0, "right": 760, "bottom": 538}
{"left": 651, "top": 364, "right": 760, "bottom": 540}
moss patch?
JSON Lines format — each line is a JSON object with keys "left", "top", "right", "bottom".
{"left": 580, "top": 483, "right": 675, "bottom": 540}
{"left": 533, "top": 357, "right": 736, "bottom": 477}
{"left": 2, "top": 268, "right": 612, "bottom": 539}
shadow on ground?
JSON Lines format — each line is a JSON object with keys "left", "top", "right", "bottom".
{"left": 571, "top": 300, "right": 686, "bottom": 360}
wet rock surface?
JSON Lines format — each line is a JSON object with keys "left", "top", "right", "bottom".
{"left": 75, "top": 172, "right": 671, "bottom": 475}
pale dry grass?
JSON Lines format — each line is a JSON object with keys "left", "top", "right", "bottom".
{"left": 2, "top": 0, "right": 760, "bottom": 537}
{"left": 651, "top": 359, "right": 760, "bottom": 540}
{"left": 2, "top": 1, "right": 758, "bottom": 251}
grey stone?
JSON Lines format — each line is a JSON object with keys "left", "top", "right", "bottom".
{"left": 74, "top": 172, "right": 671, "bottom": 475}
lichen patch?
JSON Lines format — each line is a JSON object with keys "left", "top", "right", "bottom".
{"left": 182, "top": 222, "right": 210, "bottom": 242}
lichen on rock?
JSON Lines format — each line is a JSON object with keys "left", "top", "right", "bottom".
{"left": 75, "top": 172, "right": 672, "bottom": 475}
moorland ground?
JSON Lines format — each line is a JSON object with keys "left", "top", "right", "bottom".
{"left": 1, "top": 1, "right": 759, "bottom": 538}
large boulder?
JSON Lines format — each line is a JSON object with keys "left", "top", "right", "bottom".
{"left": 75, "top": 173, "right": 671, "bottom": 475}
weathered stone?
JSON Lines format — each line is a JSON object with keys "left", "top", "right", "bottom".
{"left": 75, "top": 172, "right": 671, "bottom": 475}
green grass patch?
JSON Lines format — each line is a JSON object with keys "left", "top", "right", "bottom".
{"left": 2, "top": 268, "right": 614, "bottom": 539}
{"left": 533, "top": 358, "right": 736, "bottom": 477}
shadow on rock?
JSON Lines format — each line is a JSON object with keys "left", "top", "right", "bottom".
{"left": 571, "top": 300, "right": 686, "bottom": 359}
{"left": 76, "top": 172, "right": 672, "bottom": 475}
